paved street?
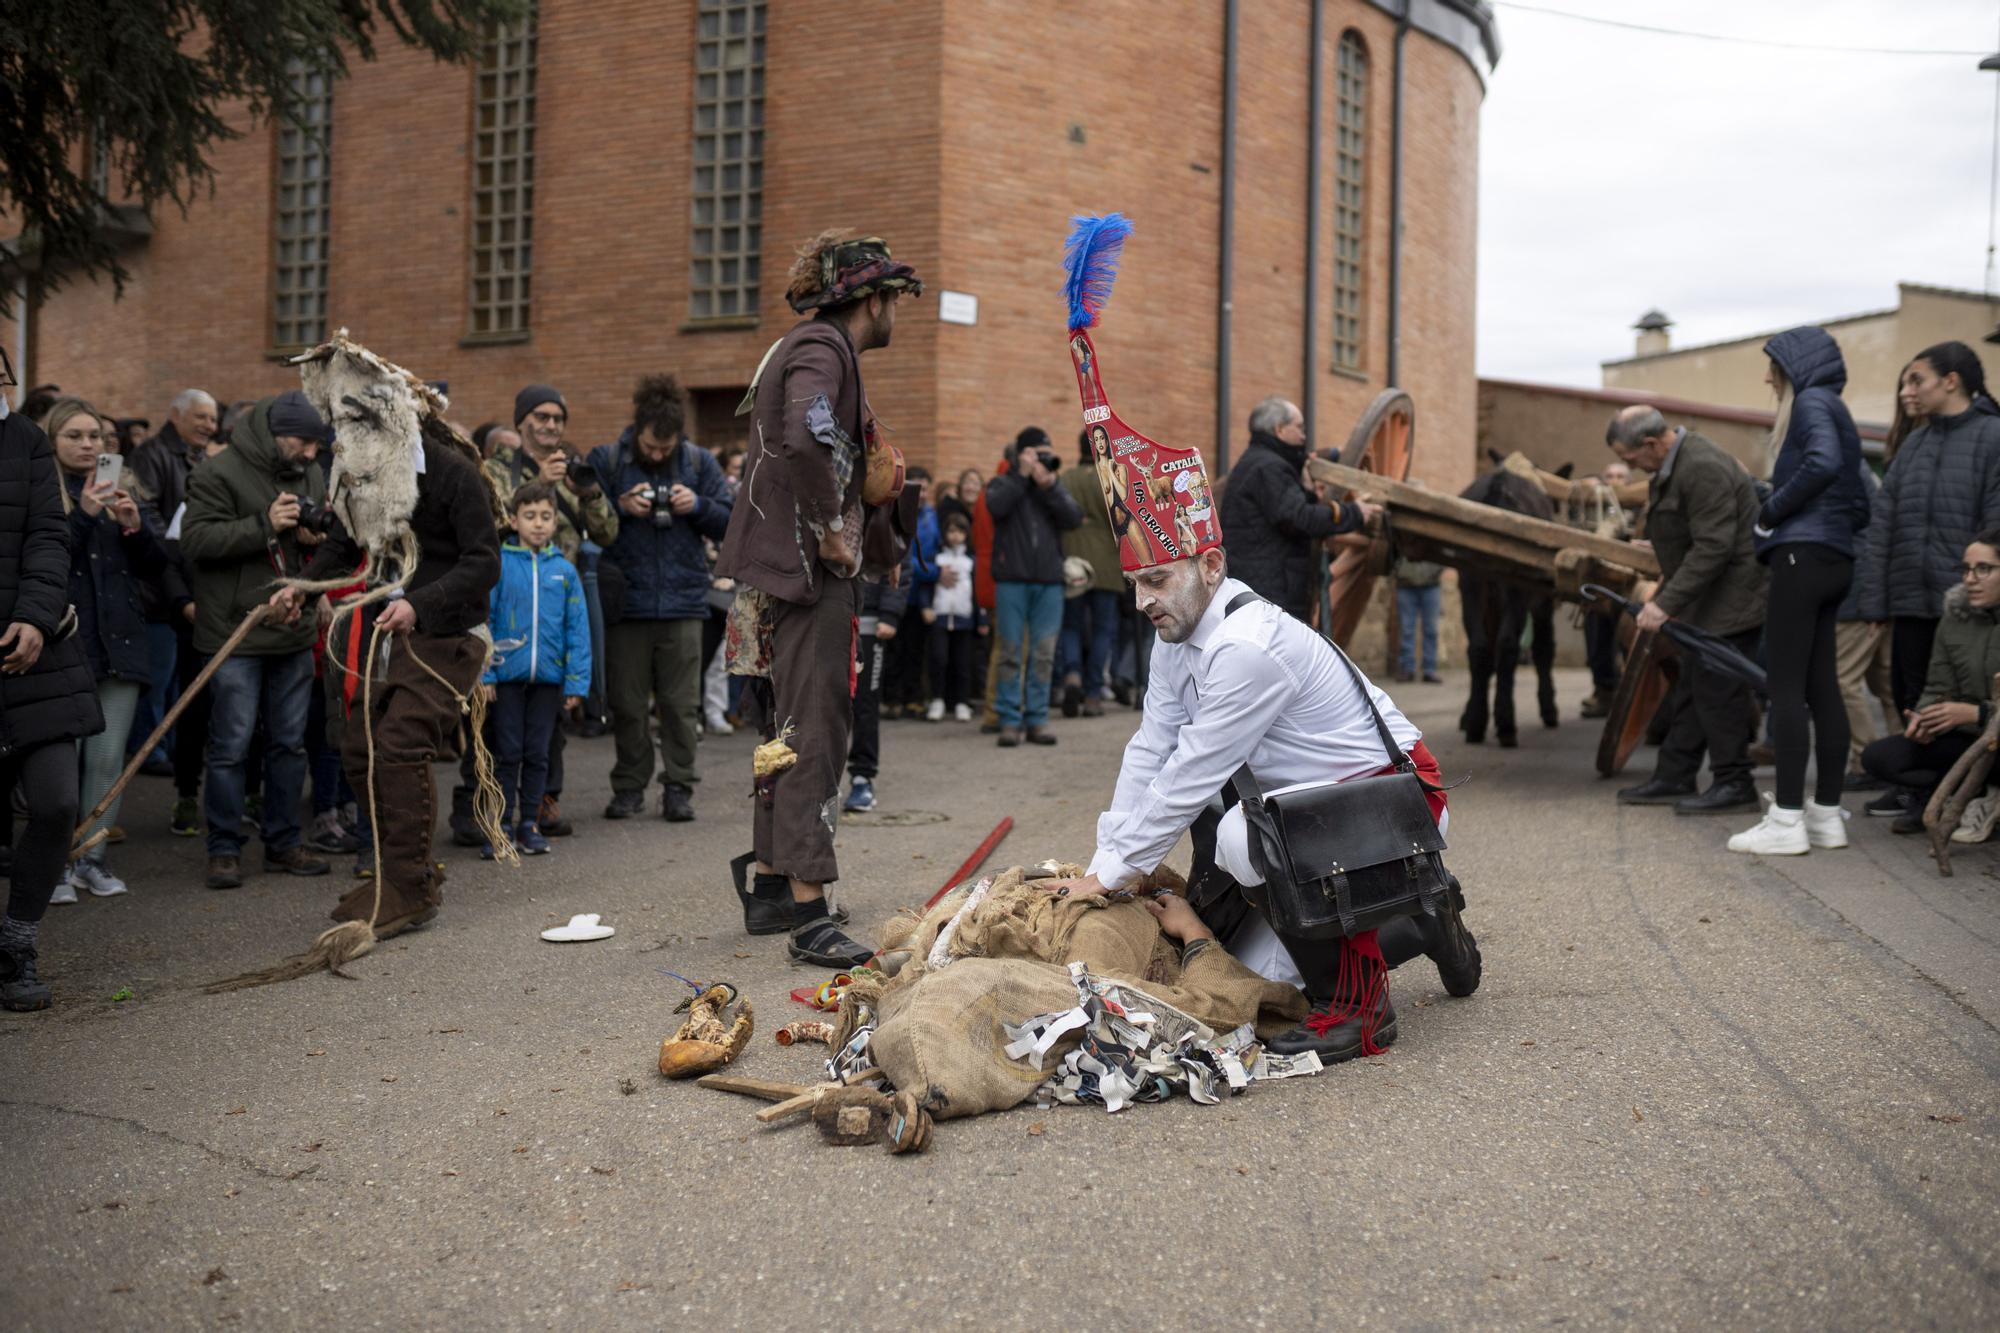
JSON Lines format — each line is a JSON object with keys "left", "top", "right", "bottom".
{"left": 2, "top": 666, "right": 1995, "bottom": 1330}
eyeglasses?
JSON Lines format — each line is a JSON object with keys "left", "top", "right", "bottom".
{"left": 1957, "top": 563, "right": 1999, "bottom": 580}
{"left": 526, "top": 410, "right": 565, "bottom": 426}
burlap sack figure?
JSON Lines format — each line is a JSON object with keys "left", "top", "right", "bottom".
{"left": 869, "top": 866, "right": 1308, "bottom": 1120}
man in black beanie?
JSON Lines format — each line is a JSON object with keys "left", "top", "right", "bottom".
{"left": 180, "top": 391, "right": 336, "bottom": 888}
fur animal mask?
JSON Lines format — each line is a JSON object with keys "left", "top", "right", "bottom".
{"left": 291, "top": 330, "right": 442, "bottom": 554}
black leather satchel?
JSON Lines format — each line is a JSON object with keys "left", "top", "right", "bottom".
{"left": 1225, "top": 597, "right": 1452, "bottom": 940}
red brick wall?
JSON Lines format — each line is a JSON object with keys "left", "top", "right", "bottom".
{"left": 20, "top": 0, "right": 1476, "bottom": 504}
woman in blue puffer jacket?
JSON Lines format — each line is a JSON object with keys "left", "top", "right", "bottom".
{"left": 1727, "top": 326, "right": 1872, "bottom": 857}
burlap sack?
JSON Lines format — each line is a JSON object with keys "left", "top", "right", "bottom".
{"left": 868, "top": 865, "right": 1308, "bottom": 1120}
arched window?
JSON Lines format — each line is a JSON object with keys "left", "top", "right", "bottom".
{"left": 1333, "top": 30, "right": 1368, "bottom": 372}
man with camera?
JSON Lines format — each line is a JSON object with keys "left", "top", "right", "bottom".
{"left": 587, "top": 374, "right": 734, "bottom": 822}
{"left": 178, "top": 391, "right": 334, "bottom": 888}
{"left": 449, "top": 384, "right": 619, "bottom": 842}
{"left": 984, "top": 427, "right": 1083, "bottom": 746}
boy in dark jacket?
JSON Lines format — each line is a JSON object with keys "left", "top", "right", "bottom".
{"left": 985, "top": 431, "right": 1083, "bottom": 745}
{"left": 480, "top": 484, "right": 591, "bottom": 857}
{"left": 587, "top": 376, "right": 734, "bottom": 823}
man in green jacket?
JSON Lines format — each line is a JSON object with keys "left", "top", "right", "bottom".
{"left": 1605, "top": 406, "right": 1769, "bottom": 816}
{"left": 179, "top": 392, "right": 334, "bottom": 888}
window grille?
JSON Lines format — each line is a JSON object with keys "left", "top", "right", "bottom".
{"left": 272, "top": 64, "right": 333, "bottom": 350}
{"left": 470, "top": 12, "right": 537, "bottom": 337}
{"left": 689, "top": 0, "right": 765, "bottom": 320}
{"left": 1333, "top": 31, "right": 1369, "bottom": 372}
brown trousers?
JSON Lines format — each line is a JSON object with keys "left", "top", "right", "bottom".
{"left": 753, "top": 579, "right": 860, "bottom": 886}
{"left": 335, "top": 631, "right": 487, "bottom": 926}
{"left": 1834, "top": 620, "right": 1896, "bottom": 771}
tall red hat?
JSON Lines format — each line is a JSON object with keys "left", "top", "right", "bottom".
{"left": 1063, "top": 214, "right": 1221, "bottom": 571}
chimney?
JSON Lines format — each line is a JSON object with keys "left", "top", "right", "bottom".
{"left": 1633, "top": 309, "right": 1672, "bottom": 357}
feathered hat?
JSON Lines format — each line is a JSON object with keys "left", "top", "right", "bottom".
{"left": 1062, "top": 214, "right": 1221, "bottom": 571}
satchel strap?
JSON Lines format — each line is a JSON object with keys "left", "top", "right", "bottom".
{"left": 1221, "top": 589, "right": 1409, "bottom": 771}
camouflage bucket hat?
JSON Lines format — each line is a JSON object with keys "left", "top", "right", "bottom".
{"left": 787, "top": 236, "right": 925, "bottom": 313}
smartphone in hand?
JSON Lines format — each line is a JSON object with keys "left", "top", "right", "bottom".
{"left": 95, "top": 451, "right": 124, "bottom": 492}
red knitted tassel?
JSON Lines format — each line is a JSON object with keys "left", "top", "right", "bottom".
{"left": 1301, "top": 929, "right": 1391, "bottom": 1055}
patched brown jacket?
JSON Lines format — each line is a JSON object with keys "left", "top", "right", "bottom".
{"left": 718, "top": 318, "right": 901, "bottom": 605}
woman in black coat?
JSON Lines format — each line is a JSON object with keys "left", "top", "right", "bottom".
{"left": 44, "top": 398, "right": 167, "bottom": 902}
{"left": 0, "top": 399, "right": 105, "bottom": 1011}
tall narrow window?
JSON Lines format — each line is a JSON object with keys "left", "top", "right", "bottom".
{"left": 1333, "top": 31, "right": 1369, "bottom": 373}
{"left": 689, "top": 0, "right": 765, "bottom": 321}
{"left": 469, "top": 11, "right": 537, "bottom": 338}
{"left": 272, "top": 63, "right": 333, "bottom": 351}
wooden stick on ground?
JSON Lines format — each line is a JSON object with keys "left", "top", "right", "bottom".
{"left": 1923, "top": 672, "right": 2000, "bottom": 877}
{"left": 753, "top": 1069, "right": 886, "bottom": 1125}
{"left": 695, "top": 1075, "right": 812, "bottom": 1102}
{"left": 71, "top": 604, "right": 272, "bottom": 856}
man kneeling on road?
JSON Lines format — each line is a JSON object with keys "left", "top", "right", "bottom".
{"left": 1041, "top": 232, "right": 1478, "bottom": 1062}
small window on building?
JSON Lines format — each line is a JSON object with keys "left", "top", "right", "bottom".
{"left": 1333, "top": 30, "right": 1369, "bottom": 373}
{"left": 272, "top": 62, "right": 334, "bottom": 351}
{"left": 689, "top": 0, "right": 765, "bottom": 321}
{"left": 469, "top": 10, "right": 538, "bottom": 338}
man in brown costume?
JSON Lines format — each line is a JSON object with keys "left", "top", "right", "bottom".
{"left": 717, "top": 234, "right": 922, "bottom": 967}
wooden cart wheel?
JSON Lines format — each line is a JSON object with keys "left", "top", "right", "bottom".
{"left": 1324, "top": 389, "right": 1416, "bottom": 646}
{"left": 1595, "top": 627, "right": 1679, "bottom": 778}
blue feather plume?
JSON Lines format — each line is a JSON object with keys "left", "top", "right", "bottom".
{"left": 1063, "top": 213, "right": 1133, "bottom": 331}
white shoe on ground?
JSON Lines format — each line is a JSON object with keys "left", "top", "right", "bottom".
{"left": 1950, "top": 791, "right": 2000, "bottom": 844}
{"left": 704, "top": 711, "right": 733, "bottom": 736}
{"left": 48, "top": 869, "right": 79, "bottom": 906}
{"left": 71, "top": 861, "right": 129, "bottom": 897}
{"left": 953, "top": 703, "right": 973, "bottom": 722}
{"left": 1804, "top": 799, "right": 1850, "bottom": 849}
{"left": 1727, "top": 802, "right": 1809, "bottom": 855}
{"left": 926, "top": 698, "right": 946, "bottom": 722}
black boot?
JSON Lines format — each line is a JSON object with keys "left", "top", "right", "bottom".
{"left": 0, "top": 944, "right": 52, "bottom": 1012}
{"left": 1617, "top": 777, "right": 1695, "bottom": 805}
{"left": 1264, "top": 991, "right": 1397, "bottom": 1063}
{"left": 732, "top": 854, "right": 848, "bottom": 935}
{"left": 447, "top": 783, "right": 482, "bottom": 848}
{"left": 1674, "top": 779, "right": 1758, "bottom": 816}
{"left": 1417, "top": 877, "right": 1481, "bottom": 998}
{"left": 735, "top": 854, "right": 792, "bottom": 936}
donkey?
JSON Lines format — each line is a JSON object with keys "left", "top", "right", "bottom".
{"left": 1458, "top": 461, "right": 1561, "bottom": 746}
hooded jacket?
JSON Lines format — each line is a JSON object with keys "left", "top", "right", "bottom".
{"left": 1756, "top": 327, "right": 1871, "bottom": 560}
{"left": 178, "top": 396, "right": 328, "bottom": 657}
{"left": 63, "top": 471, "right": 170, "bottom": 684}
{"left": 1218, "top": 431, "right": 1362, "bottom": 620}
{"left": 1917, "top": 582, "right": 2000, "bottom": 731}
{"left": 483, "top": 543, "right": 591, "bottom": 694}
{"left": 0, "top": 412, "right": 104, "bottom": 755}
{"left": 1857, "top": 403, "right": 2000, "bottom": 621}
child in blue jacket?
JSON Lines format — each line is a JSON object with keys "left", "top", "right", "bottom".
{"left": 482, "top": 483, "right": 592, "bottom": 856}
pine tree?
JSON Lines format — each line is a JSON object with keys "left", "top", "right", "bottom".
{"left": 0, "top": 0, "right": 528, "bottom": 310}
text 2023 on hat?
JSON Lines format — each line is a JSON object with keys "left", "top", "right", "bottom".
{"left": 1061, "top": 214, "right": 1220, "bottom": 572}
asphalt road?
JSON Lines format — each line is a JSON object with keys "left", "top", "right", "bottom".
{"left": 2, "top": 667, "right": 1995, "bottom": 1330}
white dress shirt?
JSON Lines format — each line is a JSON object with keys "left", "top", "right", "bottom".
{"left": 1086, "top": 577, "right": 1424, "bottom": 891}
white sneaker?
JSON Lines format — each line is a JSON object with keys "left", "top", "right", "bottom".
{"left": 704, "top": 711, "right": 733, "bottom": 736}
{"left": 1950, "top": 791, "right": 2000, "bottom": 844}
{"left": 71, "top": 861, "right": 129, "bottom": 897}
{"left": 49, "top": 868, "right": 79, "bottom": 906}
{"left": 953, "top": 704, "right": 973, "bottom": 723}
{"left": 926, "top": 698, "right": 946, "bottom": 722}
{"left": 1805, "top": 799, "right": 1850, "bottom": 849}
{"left": 1727, "top": 802, "right": 1809, "bottom": 855}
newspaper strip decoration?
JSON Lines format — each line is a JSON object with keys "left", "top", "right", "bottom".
{"left": 1002, "top": 962, "right": 1322, "bottom": 1113}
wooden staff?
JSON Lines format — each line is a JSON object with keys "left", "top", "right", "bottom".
{"left": 71, "top": 603, "right": 271, "bottom": 856}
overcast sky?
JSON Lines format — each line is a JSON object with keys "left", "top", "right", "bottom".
{"left": 1476, "top": 0, "right": 2000, "bottom": 385}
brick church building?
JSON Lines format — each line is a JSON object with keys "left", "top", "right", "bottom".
{"left": 17, "top": 0, "right": 1497, "bottom": 493}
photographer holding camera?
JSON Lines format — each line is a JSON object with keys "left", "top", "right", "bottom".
{"left": 587, "top": 374, "right": 734, "bottom": 822}
{"left": 985, "top": 426, "right": 1083, "bottom": 746}
{"left": 178, "top": 391, "right": 334, "bottom": 888}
